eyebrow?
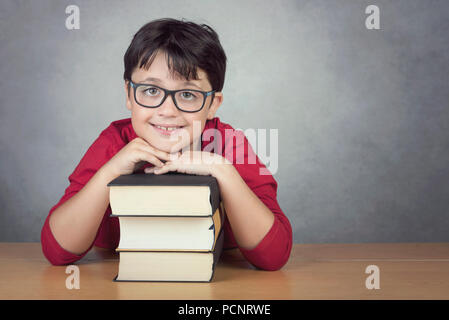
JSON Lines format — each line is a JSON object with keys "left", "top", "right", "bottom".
{"left": 141, "top": 77, "right": 203, "bottom": 90}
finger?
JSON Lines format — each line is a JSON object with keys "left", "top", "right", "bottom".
{"left": 137, "top": 151, "right": 165, "bottom": 168}
{"left": 154, "top": 167, "right": 169, "bottom": 174}
{"left": 169, "top": 151, "right": 182, "bottom": 161}
{"left": 154, "top": 162, "right": 175, "bottom": 175}
{"left": 144, "top": 167, "right": 155, "bottom": 174}
{"left": 138, "top": 145, "right": 172, "bottom": 162}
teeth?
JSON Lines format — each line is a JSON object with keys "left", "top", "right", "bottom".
{"left": 155, "top": 125, "right": 181, "bottom": 131}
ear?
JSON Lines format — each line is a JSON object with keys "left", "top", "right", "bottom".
{"left": 125, "top": 81, "right": 132, "bottom": 111}
{"left": 206, "top": 92, "right": 223, "bottom": 120}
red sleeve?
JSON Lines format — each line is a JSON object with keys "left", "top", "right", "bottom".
{"left": 223, "top": 128, "right": 293, "bottom": 271}
{"left": 40, "top": 127, "right": 122, "bottom": 265}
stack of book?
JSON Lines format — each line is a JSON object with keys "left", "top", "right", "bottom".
{"left": 108, "top": 172, "right": 224, "bottom": 282}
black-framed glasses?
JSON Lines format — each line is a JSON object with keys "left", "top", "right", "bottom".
{"left": 129, "top": 80, "right": 216, "bottom": 113}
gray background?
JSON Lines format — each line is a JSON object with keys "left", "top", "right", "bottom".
{"left": 1, "top": 0, "right": 448, "bottom": 243}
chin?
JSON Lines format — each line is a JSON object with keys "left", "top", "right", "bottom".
{"left": 153, "top": 140, "right": 186, "bottom": 154}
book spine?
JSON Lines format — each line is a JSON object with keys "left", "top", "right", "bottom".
{"left": 209, "top": 178, "right": 221, "bottom": 213}
{"left": 211, "top": 202, "right": 225, "bottom": 250}
{"left": 209, "top": 229, "right": 225, "bottom": 282}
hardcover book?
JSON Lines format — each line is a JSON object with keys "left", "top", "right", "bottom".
{"left": 108, "top": 172, "right": 220, "bottom": 217}
{"left": 114, "top": 229, "right": 224, "bottom": 282}
{"left": 108, "top": 173, "right": 225, "bottom": 282}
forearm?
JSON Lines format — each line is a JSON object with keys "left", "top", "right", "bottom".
{"left": 49, "top": 165, "right": 118, "bottom": 255}
{"left": 212, "top": 165, "right": 275, "bottom": 250}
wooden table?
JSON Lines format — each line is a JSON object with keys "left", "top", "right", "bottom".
{"left": 0, "top": 242, "right": 448, "bottom": 299}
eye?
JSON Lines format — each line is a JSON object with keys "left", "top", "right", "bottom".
{"left": 144, "top": 87, "right": 160, "bottom": 96}
{"left": 180, "top": 91, "right": 197, "bottom": 100}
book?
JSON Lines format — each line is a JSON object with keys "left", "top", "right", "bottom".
{"left": 108, "top": 173, "right": 225, "bottom": 282}
{"left": 108, "top": 172, "right": 220, "bottom": 216}
{"left": 114, "top": 229, "right": 224, "bottom": 282}
{"left": 115, "top": 202, "right": 224, "bottom": 251}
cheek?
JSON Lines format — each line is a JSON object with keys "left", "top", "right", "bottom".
{"left": 130, "top": 108, "right": 155, "bottom": 139}
{"left": 131, "top": 106, "right": 153, "bottom": 123}
{"left": 185, "top": 116, "right": 206, "bottom": 139}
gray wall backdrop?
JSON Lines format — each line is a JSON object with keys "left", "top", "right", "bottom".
{"left": 1, "top": 0, "right": 448, "bottom": 243}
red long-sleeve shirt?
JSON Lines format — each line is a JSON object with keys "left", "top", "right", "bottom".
{"left": 41, "top": 117, "right": 292, "bottom": 270}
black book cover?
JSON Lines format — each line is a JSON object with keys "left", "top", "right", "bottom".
{"left": 108, "top": 173, "right": 221, "bottom": 216}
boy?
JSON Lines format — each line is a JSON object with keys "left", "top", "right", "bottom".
{"left": 41, "top": 18, "right": 292, "bottom": 271}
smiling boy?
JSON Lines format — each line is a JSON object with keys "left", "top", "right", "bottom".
{"left": 41, "top": 18, "right": 292, "bottom": 271}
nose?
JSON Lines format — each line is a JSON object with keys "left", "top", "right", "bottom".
{"left": 157, "top": 93, "right": 179, "bottom": 116}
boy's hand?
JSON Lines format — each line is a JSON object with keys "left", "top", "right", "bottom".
{"left": 144, "top": 151, "right": 232, "bottom": 177}
{"left": 103, "top": 137, "right": 179, "bottom": 177}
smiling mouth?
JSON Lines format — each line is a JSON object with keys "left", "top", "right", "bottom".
{"left": 150, "top": 123, "right": 185, "bottom": 134}
{"left": 153, "top": 124, "right": 182, "bottom": 131}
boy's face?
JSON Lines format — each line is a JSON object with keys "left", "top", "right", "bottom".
{"left": 125, "top": 50, "right": 223, "bottom": 154}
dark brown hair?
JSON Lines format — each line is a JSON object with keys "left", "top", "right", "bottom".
{"left": 123, "top": 18, "right": 227, "bottom": 92}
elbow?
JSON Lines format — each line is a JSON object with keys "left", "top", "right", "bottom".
{"left": 249, "top": 244, "right": 293, "bottom": 271}
{"left": 41, "top": 244, "right": 64, "bottom": 266}
{"left": 40, "top": 224, "right": 81, "bottom": 266}
{"left": 246, "top": 229, "right": 293, "bottom": 271}
{"left": 262, "top": 234, "right": 293, "bottom": 271}
{"left": 255, "top": 255, "right": 290, "bottom": 271}
{"left": 41, "top": 243, "right": 80, "bottom": 266}
{"left": 45, "top": 254, "right": 70, "bottom": 266}
{"left": 266, "top": 260, "right": 289, "bottom": 271}
{"left": 40, "top": 239, "right": 71, "bottom": 266}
